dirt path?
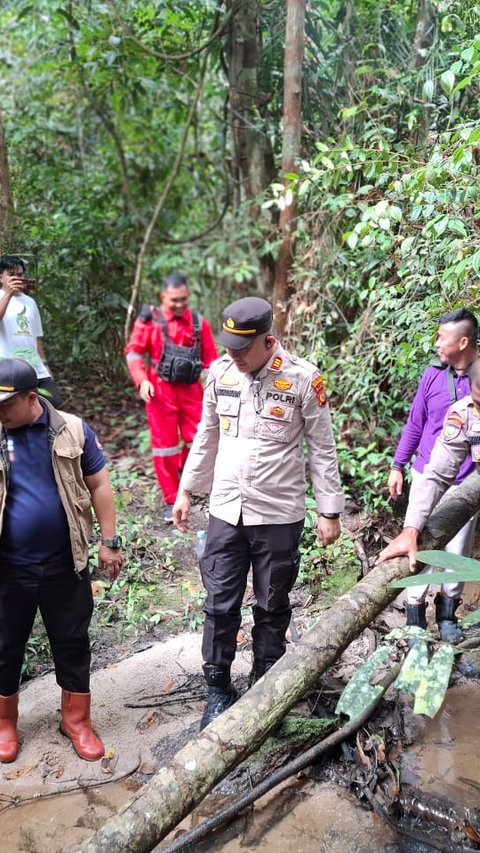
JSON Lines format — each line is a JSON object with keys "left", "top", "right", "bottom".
{"left": 0, "top": 634, "right": 251, "bottom": 853}
{"left": 1, "top": 617, "right": 479, "bottom": 852}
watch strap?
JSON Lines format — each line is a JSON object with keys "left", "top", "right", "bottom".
{"left": 101, "top": 535, "right": 122, "bottom": 549}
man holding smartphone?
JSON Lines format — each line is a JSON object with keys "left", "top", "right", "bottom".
{"left": 0, "top": 255, "right": 59, "bottom": 406}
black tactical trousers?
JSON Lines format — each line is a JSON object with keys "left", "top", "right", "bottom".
{"left": 0, "top": 560, "right": 93, "bottom": 695}
{"left": 200, "top": 514, "right": 304, "bottom": 667}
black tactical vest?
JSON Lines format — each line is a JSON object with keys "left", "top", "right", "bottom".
{"left": 151, "top": 307, "right": 203, "bottom": 384}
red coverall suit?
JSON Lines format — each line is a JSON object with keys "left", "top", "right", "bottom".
{"left": 125, "top": 305, "right": 218, "bottom": 504}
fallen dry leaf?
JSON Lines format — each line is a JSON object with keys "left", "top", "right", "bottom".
{"left": 52, "top": 765, "right": 65, "bottom": 779}
{"left": 100, "top": 758, "right": 114, "bottom": 776}
{"left": 136, "top": 711, "right": 161, "bottom": 733}
{"left": 3, "top": 765, "right": 36, "bottom": 780}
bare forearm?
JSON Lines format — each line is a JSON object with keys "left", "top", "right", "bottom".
{"left": 85, "top": 472, "right": 117, "bottom": 537}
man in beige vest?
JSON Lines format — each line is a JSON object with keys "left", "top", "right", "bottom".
{"left": 0, "top": 358, "right": 123, "bottom": 763}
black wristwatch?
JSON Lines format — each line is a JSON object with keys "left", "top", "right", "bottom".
{"left": 320, "top": 513, "right": 340, "bottom": 519}
{"left": 101, "top": 535, "right": 122, "bottom": 549}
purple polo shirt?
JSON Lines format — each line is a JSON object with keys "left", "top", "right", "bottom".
{"left": 393, "top": 365, "right": 474, "bottom": 484}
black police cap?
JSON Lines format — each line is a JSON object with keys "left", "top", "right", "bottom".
{"left": 218, "top": 297, "right": 273, "bottom": 350}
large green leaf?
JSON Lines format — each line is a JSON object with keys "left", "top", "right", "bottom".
{"left": 394, "top": 641, "right": 429, "bottom": 695}
{"left": 335, "top": 646, "right": 392, "bottom": 721}
{"left": 413, "top": 645, "right": 454, "bottom": 717}
{"left": 416, "top": 551, "right": 480, "bottom": 573}
{"left": 390, "top": 551, "right": 480, "bottom": 588}
{"left": 385, "top": 626, "right": 432, "bottom": 643}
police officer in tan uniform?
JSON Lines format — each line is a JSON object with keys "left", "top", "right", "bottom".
{"left": 173, "top": 297, "right": 344, "bottom": 728}
{"left": 378, "top": 356, "right": 480, "bottom": 639}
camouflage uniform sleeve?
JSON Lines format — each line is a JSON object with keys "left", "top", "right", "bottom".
{"left": 404, "top": 406, "right": 470, "bottom": 531}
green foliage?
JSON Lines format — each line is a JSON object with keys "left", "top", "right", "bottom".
{"left": 85, "top": 466, "right": 205, "bottom": 638}
{"left": 337, "top": 624, "right": 461, "bottom": 723}
{"left": 394, "top": 639, "right": 430, "bottom": 695}
{"left": 264, "top": 1, "right": 480, "bottom": 511}
{"left": 2, "top": 0, "right": 480, "bottom": 516}
{"left": 22, "top": 618, "right": 51, "bottom": 678}
{"left": 411, "top": 644, "right": 455, "bottom": 717}
{"left": 390, "top": 551, "right": 480, "bottom": 599}
{"left": 335, "top": 441, "right": 393, "bottom": 514}
{"left": 299, "top": 502, "right": 361, "bottom": 602}
{"left": 336, "top": 647, "right": 392, "bottom": 720}
{"left": 0, "top": 0, "right": 243, "bottom": 378}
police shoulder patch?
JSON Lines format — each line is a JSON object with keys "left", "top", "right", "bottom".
{"left": 270, "top": 355, "right": 283, "bottom": 371}
{"left": 311, "top": 373, "right": 327, "bottom": 407}
{"left": 443, "top": 413, "right": 464, "bottom": 441}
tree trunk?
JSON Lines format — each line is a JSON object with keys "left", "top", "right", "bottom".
{"left": 410, "top": 0, "right": 437, "bottom": 148}
{"left": 78, "top": 472, "right": 480, "bottom": 853}
{"left": 272, "top": 0, "right": 305, "bottom": 335}
{"left": 0, "top": 112, "right": 14, "bottom": 249}
{"left": 410, "top": 0, "right": 436, "bottom": 69}
{"left": 227, "top": 0, "right": 276, "bottom": 295}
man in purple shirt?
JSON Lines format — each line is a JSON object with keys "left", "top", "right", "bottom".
{"left": 388, "top": 307, "right": 478, "bottom": 641}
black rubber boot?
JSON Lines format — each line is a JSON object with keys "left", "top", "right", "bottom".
{"left": 200, "top": 665, "right": 238, "bottom": 731}
{"left": 405, "top": 602, "right": 427, "bottom": 629}
{"left": 248, "top": 657, "right": 278, "bottom": 688}
{"left": 435, "top": 594, "right": 462, "bottom": 643}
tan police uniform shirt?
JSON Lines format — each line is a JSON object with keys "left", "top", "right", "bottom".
{"left": 180, "top": 342, "right": 345, "bottom": 525}
{"left": 404, "top": 395, "right": 480, "bottom": 532}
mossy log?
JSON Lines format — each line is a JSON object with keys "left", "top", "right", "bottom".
{"left": 79, "top": 473, "right": 480, "bottom": 853}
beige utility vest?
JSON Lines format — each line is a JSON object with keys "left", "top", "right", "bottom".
{"left": 0, "top": 401, "right": 94, "bottom": 572}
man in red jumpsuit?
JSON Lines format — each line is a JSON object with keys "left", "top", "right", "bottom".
{"left": 125, "top": 273, "right": 218, "bottom": 521}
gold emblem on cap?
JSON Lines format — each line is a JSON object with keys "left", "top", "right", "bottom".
{"left": 226, "top": 318, "right": 235, "bottom": 329}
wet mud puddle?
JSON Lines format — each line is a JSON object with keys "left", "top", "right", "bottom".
{"left": 0, "top": 686, "right": 478, "bottom": 852}
{"left": 166, "top": 684, "right": 480, "bottom": 853}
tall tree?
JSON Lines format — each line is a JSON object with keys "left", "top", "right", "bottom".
{"left": 227, "top": 0, "right": 277, "bottom": 294}
{"left": 0, "top": 112, "right": 13, "bottom": 249}
{"left": 272, "top": 0, "right": 305, "bottom": 334}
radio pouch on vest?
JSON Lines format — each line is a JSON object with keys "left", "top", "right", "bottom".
{"left": 153, "top": 308, "right": 203, "bottom": 384}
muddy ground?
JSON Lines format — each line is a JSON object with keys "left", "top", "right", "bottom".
{"left": 1, "top": 597, "right": 479, "bottom": 853}
{"left": 0, "top": 384, "right": 478, "bottom": 851}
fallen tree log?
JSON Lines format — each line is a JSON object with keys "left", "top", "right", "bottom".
{"left": 158, "top": 661, "right": 403, "bottom": 853}
{"left": 79, "top": 473, "right": 480, "bottom": 853}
